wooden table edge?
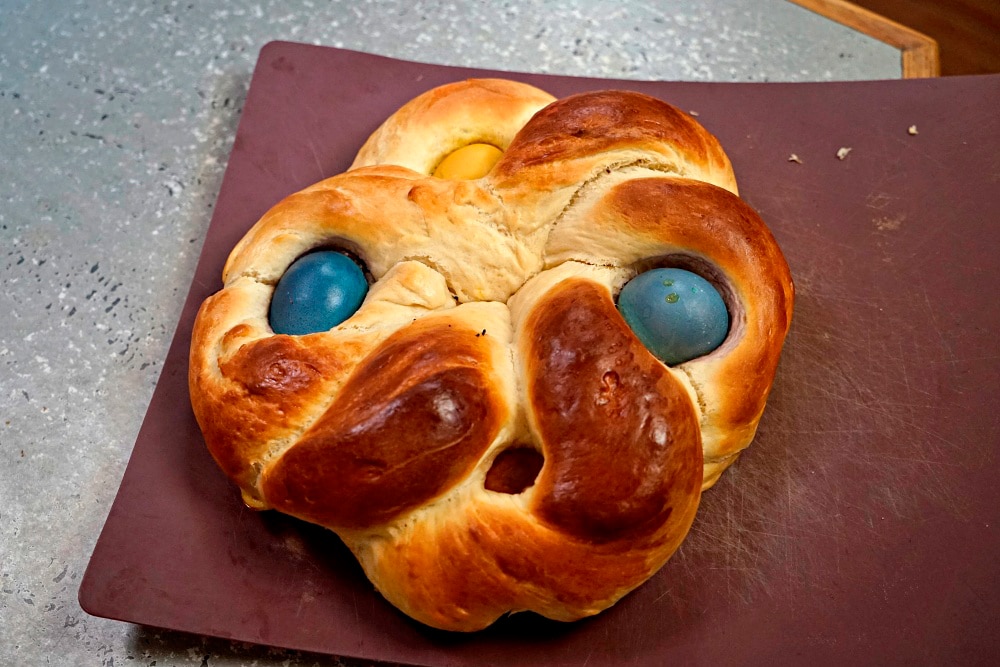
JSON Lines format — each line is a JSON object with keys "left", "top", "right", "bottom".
{"left": 788, "top": 0, "right": 940, "bottom": 78}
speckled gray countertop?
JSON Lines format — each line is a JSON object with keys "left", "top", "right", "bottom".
{"left": 1, "top": 1, "right": 899, "bottom": 665}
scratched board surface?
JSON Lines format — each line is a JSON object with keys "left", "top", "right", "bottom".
{"left": 80, "top": 43, "right": 1000, "bottom": 666}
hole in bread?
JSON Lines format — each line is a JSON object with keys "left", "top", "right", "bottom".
{"left": 484, "top": 446, "right": 544, "bottom": 495}
{"left": 432, "top": 143, "right": 503, "bottom": 180}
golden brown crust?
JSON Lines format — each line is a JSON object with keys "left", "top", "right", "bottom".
{"left": 189, "top": 286, "right": 374, "bottom": 495}
{"left": 490, "top": 89, "right": 739, "bottom": 235}
{"left": 350, "top": 486, "right": 698, "bottom": 631}
{"left": 497, "top": 89, "right": 729, "bottom": 179}
{"left": 261, "top": 320, "right": 506, "bottom": 529}
{"left": 525, "top": 279, "right": 702, "bottom": 544}
{"left": 543, "top": 177, "right": 794, "bottom": 483}
{"left": 188, "top": 78, "right": 794, "bottom": 631}
{"left": 350, "top": 78, "right": 556, "bottom": 176}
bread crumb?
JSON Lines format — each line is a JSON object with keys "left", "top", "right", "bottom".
{"left": 788, "top": 154, "right": 802, "bottom": 164}
{"left": 874, "top": 215, "right": 904, "bottom": 231}
{"left": 836, "top": 147, "right": 852, "bottom": 160}
{"left": 688, "top": 110, "right": 699, "bottom": 116}
{"left": 908, "top": 125, "right": 918, "bottom": 135}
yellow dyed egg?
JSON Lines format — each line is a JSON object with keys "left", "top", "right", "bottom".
{"left": 433, "top": 143, "right": 503, "bottom": 180}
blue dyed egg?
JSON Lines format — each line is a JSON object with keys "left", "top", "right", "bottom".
{"left": 618, "top": 268, "right": 729, "bottom": 365}
{"left": 269, "top": 251, "right": 368, "bottom": 335}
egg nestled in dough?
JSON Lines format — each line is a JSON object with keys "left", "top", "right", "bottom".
{"left": 433, "top": 143, "right": 504, "bottom": 180}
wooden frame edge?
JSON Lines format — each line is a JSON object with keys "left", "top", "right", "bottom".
{"left": 788, "top": 0, "right": 940, "bottom": 78}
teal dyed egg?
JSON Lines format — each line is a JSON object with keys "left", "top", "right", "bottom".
{"left": 269, "top": 251, "right": 368, "bottom": 335}
{"left": 618, "top": 268, "right": 729, "bottom": 365}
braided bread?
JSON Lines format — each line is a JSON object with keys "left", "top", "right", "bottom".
{"left": 189, "top": 78, "right": 794, "bottom": 631}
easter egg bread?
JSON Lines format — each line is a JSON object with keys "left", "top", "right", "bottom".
{"left": 188, "top": 78, "right": 794, "bottom": 632}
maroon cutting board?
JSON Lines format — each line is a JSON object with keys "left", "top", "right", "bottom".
{"left": 80, "top": 42, "right": 1000, "bottom": 666}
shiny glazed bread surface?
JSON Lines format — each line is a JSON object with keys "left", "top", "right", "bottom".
{"left": 189, "top": 78, "right": 794, "bottom": 631}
